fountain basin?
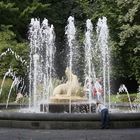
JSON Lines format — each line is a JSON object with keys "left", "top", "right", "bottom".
{"left": 0, "top": 112, "right": 140, "bottom": 129}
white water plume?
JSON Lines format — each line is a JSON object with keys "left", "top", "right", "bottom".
{"left": 28, "top": 18, "right": 56, "bottom": 110}
{"left": 84, "top": 19, "right": 96, "bottom": 111}
{"left": 96, "top": 17, "right": 110, "bottom": 106}
{"left": 65, "top": 16, "right": 77, "bottom": 73}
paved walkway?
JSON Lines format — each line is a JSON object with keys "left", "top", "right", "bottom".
{"left": 0, "top": 128, "right": 140, "bottom": 140}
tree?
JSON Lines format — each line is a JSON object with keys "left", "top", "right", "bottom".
{"left": 0, "top": 25, "right": 28, "bottom": 78}
{"left": 116, "top": 0, "right": 140, "bottom": 84}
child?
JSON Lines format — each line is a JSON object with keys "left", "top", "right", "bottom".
{"left": 96, "top": 101, "right": 109, "bottom": 129}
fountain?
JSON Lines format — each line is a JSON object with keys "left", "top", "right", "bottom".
{"left": 40, "top": 16, "right": 95, "bottom": 113}
{"left": 0, "top": 17, "right": 129, "bottom": 113}
{"left": 38, "top": 16, "right": 110, "bottom": 113}
{"left": 0, "top": 16, "right": 140, "bottom": 129}
{"left": 1, "top": 16, "right": 139, "bottom": 114}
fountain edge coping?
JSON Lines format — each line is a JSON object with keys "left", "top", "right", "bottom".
{"left": 0, "top": 112, "right": 140, "bottom": 121}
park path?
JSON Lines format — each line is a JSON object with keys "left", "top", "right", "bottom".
{"left": 0, "top": 128, "right": 140, "bottom": 140}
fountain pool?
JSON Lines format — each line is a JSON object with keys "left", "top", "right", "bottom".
{"left": 0, "top": 16, "right": 139, "bottom": 114}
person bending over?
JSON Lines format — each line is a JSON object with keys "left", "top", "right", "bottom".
{"left": 96, "top": 101, "right": 109, "bottom": 129}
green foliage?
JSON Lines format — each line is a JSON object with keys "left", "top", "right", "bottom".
{"left": 0, "top": 26, "right": 29, "bottom": 77}
{"left": 133, "top": 93, "right": 140, "bottom": 104}
{"left": 118, "top": 94, "right": 136, "bottom": 103}
{"left": 116, "top": 0, "right": 140, "bottom": 83}
{"left": 0, "top": 1, "right": 19, "bottom": 25}
{"left": 111, "top": 93, "right": 137, "bottom": 103}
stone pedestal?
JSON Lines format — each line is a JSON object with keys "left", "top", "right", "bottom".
{"left": 40, "top": 103, "right": 96, "bottom": 113}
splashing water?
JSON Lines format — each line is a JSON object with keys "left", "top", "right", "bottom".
{"left": 96, "top": 17, "right": 110, "bottom": 107}
{"left": 0, "top": 16, "right": 112, "bottom": 113}
{"left": 6, "top": 77, "right": 20, "bottom": 108}
{"left": 0, "top": 68, "right": 16, "bottom": 96}
{"left": 0, "top": 67, "right": 24, "bottom": 108}
{"left": 84, "top": 19, "right": 96, "bottom": 112}
{"left": 65, "top": 16, "right": 76, "bottom": 73}
{"left": 65, "top": 16, "right": 77, "bottom": 113}
{"left": 118, "top": 84, "right": 133, "bottom": 111}
{"left": 84, "top": 17, "right": 110, "bottom": 109}
{"left": 28, "top": 18, "right": 56, "bottom": 111}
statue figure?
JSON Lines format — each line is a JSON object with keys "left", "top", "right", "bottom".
{"left": 15, "top": 92, "right": 23, "bottom": 103}
{"left": 52, "top": 67, "right": 81, "bottom": 97}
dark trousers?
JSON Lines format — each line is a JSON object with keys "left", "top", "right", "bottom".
{"left": 101, "top": 108, "right": 109, "bottom": 128}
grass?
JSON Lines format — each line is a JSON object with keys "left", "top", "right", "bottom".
{"left": 109, "top": 93, "right": 138, "bottom": 103}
